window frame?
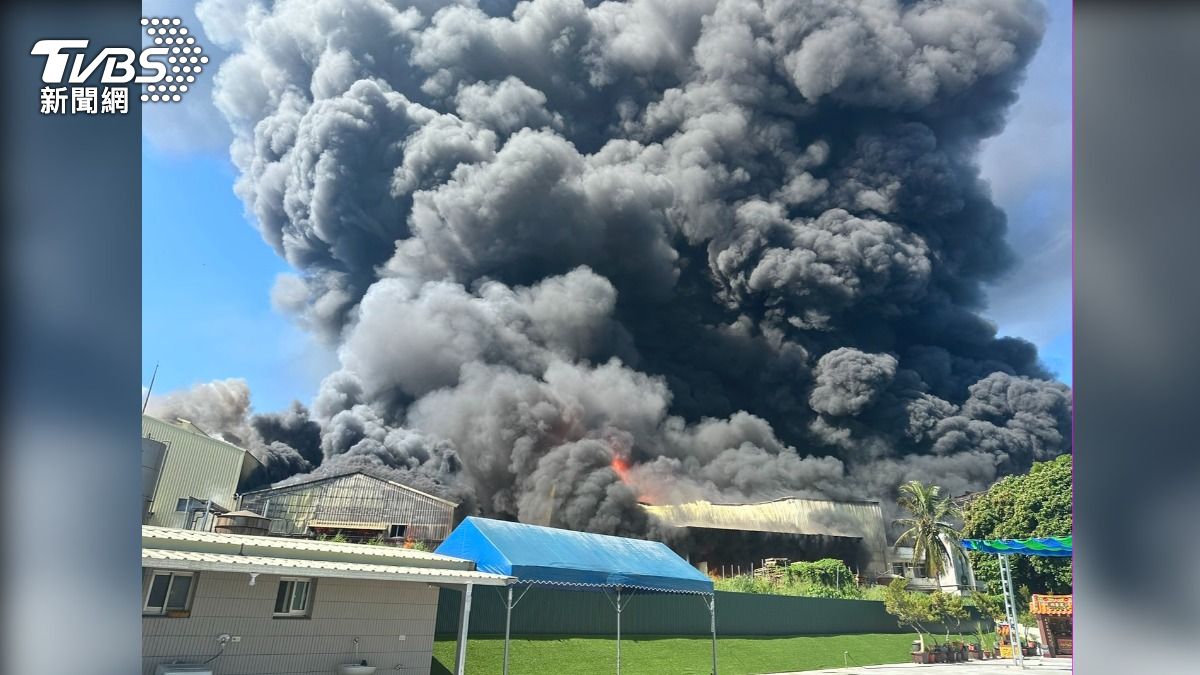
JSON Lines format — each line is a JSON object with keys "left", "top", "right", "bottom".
{"left": 272, "top": 576, "right": 314, "bottom": 618}
{"left": 143, "top": 570, "right": 196, "bottom": 617}
{"left": 387, "top": 523, "right": 407, "bottom": 539}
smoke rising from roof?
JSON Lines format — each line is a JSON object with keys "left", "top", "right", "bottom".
{"left": 158, "top": 0, "right": 1070, "bottom": 537}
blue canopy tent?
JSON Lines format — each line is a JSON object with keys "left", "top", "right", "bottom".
{"left": 960, "top": 537, "right": 1073, "bottom": 668}
{"left": 437, "top": 517, "right": 717, "bottom": 675}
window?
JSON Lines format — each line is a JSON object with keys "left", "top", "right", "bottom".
{"left": 913, "top": 564, "right": 928, "bottom": 579}
{"left": 891, "top": 563, "right": 906, "bottom": 576}
{"left": 175, "top": 498, "right": 190, "bottom": 512}
{"left": 143, "top": 571, "right": 195, "bottom": 615}
{"left": 274, "top": 577, "right": 313, "bottom": 617}
{"left": 387, "top": 524, "right": 407, "bottom": 539}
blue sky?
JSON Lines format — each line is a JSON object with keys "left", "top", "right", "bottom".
{"left": 141, "top": 0, "right": 1073, "bottom": 413}
{"left": 141, "top": 149, "right": 337, "bottom": 410}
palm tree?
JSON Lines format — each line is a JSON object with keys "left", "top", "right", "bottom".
{"left": 893, "top": 481, "right": 961, "bottom": 580}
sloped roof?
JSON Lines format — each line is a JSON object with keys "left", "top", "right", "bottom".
{"left": 143, "top": 525, "right": 466, "bottom": 569}
{"left": 239, "top": 467, "right": 456, "bottom": 507}
{"left": 142, "top": 414, "right": 264, "bottom": 476}
{"left": 434, "top": 517, "right": 713, "bottom": 595}
{"left": 641, "top": 497, "right": 886, "bottom": 541}
{"left": 143, "top": 548, "right": 511, "bottom": 586}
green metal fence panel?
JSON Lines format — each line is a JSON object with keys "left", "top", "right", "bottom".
{"left": 436, "top": 588, "right": 991, "bottom": 636}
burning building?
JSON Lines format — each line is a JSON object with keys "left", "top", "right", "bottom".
{"left": 237, "top": 468, "right": 457, "bottom": 545}
{"left": 643, "top": 497, "right": 889, "bottom": 577}
{"left": 145, "top": 0, "right": 1071, "bottom": 551}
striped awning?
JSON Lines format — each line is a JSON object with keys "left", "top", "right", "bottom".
{"left": 961, "top": 536, "right": 1072, "bottom": 557}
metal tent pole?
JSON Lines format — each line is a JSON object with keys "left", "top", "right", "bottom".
{"left": 616, "top": 586, "right": 622, "bottom": 675}
{"left": 708, "top": 594, "right": 718, "bottom": 675}
{"left": 455, "top": 583, "right": 474, "bottom": 675}
{"left": 503, "top": 585, "right": 513, "bottom": 675}
{"left": 998, "top": 554, "right": 1024, "bottom": 669}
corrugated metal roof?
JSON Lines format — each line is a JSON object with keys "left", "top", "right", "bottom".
{"left": 640, "top": 498, "right": 887, "bottom": 541}
{"left": 240, "top": 468, "right": 457, "bottom": 507}
{"left": 142, "top": 525, "right": 469, "bottom": 569}
{"left": 142, "top": 548, "right": 512, "bottom": 586}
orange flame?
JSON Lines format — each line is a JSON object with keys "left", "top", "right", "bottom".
{"left": 610, "top": 456, "right": 630, "bottom": 482}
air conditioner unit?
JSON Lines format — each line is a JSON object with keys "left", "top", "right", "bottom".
{"left": 154, "top": 665, "right": 213, "bottom": 675}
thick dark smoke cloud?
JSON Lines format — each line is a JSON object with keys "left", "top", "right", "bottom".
{"left": 162, "top": 0, "right": 1069, "bottom": 538}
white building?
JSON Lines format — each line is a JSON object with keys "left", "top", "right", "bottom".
{"left": 885, "top": 536, "right": 984, "bottom": 596}
{"left": 141, "top": 525, "right": 510, "bottom": 675}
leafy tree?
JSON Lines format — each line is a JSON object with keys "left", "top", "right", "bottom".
{"left": 883, "top": 578, "right": 936, "bottom": 650}
{"left": 970, "top": 591, "right": 1006, "bottom": 622}
{"left": 893, "top": 480, "right": 961, "bottom": 579}
{"left": 930, "top": 591, "right": 968, "bottom": 642}
{"left": 962, "top": 454, "right": 1073, "bottom": 595}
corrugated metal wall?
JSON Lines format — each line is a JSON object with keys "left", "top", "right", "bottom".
{"left": 239, "top": 473, "right": 456, "bottom": 541}
{"left": 142, "top": 416, "right": 249, "bottom": 529}
{"left": 435, "top": 587, "right": 992, "bottom": 637}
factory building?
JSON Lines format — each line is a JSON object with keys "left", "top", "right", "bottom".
{"left": 237, "top": 469, "right": 458, "bottom": 546}
{"left": 643, "top": 497, "right": 983, "bottom": 596}
{"left": 142, "top": 415, "right": 263, "bottom": 530}
{"left": 643, "top": 497, "right": 890, "bottom": 578}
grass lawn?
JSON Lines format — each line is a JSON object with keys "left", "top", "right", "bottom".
{"left": 431, "top": 633, "right": 915, "bottom": 674}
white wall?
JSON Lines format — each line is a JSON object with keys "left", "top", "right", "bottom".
{"left": 142, "top": 570, "right": 441, "bottom": 675}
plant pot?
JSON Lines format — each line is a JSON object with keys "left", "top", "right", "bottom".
{"left": 911, "top": 652, "right": 929, "bottom": 664}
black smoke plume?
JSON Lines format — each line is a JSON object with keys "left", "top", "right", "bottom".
{"left": 157, "top": 0, "right": 1069, "bottom": 536}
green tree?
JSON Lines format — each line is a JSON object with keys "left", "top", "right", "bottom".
{"left": 930, "top": 592, "right": 968, "bottom": 642}
{"left": 883, "top": 578, "right": 936, "bottom": 650}
{"left": 970, "top": 591, "right": 1006, "bottom": 622}
{"left": 787, "top": 558, "right": 854, "bottom": 588}
{"left": 893, "top": 480, "right": 961, "bottom": 580}
{"left": 961, "top": 454, "right": 1073, "bottom": 595}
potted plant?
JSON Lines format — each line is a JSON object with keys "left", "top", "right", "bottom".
{"left": 934, "top": 645, "right": 948, "bottom": 663}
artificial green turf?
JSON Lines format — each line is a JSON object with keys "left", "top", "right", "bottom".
{"left": 431, "top": 633, "right": 915, "bottom": 674}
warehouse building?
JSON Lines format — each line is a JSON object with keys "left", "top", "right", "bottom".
{"left": 642, "top": 497, "right": 891, "bottom": 577}
{"left": 237, "top": 469, "right": 458, "bottom": 546}
{"left": 644, "top": 497, "right": 983, "bottom": 596}
{"left": 141, "top": 525, "right": 510, "bottom": 675}
{"left": 142, "top": 415, "right": 263, "bottom": 529}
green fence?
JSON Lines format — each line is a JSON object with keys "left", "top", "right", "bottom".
{"left": 436, "top": 587, "right": 991, "bottom": 636}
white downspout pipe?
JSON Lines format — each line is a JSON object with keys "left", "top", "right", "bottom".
{"left": 455, "top": 583, "right": 473, "bottom": 675}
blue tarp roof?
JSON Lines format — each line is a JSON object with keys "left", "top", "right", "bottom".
{"left": 435, "top": 517, "right": 714, "bottom": 595}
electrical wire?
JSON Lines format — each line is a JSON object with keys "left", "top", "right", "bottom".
{"left": 198, "top": 641, "right": 226, "bottom": 665}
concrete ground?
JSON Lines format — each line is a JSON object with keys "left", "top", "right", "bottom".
{"left": 767, "top": 657, "right": 1072, "bottom": 675}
